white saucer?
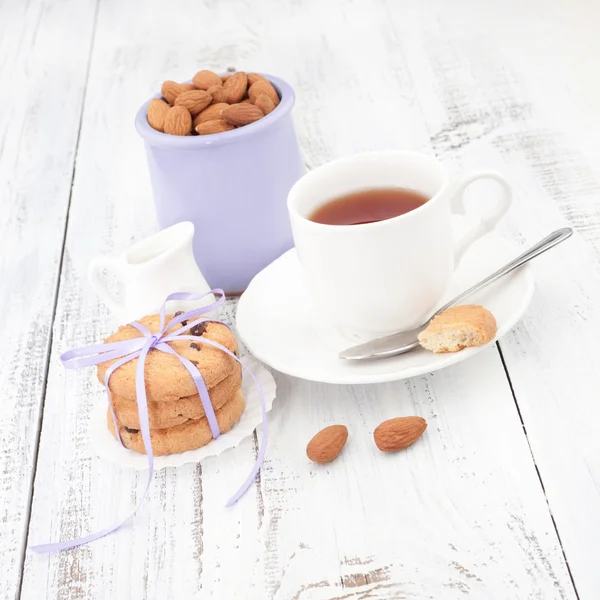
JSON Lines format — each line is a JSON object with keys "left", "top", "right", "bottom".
{"left": 236, "top": 216, "right": 534, "bottom": 384}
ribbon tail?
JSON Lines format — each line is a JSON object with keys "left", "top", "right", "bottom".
{"left": 158, "top": 335, "right": 269, "bottom": 507}
{"left": 30, "top": 291, "right": 268, "bottom": 553}
{"left": 29, "top": 465, "right": 154, "bottom": 554}
{"left": 157, "top": 339, "right": 267, "bottom": 506}
{"left": 29, "top": 342, "right": 155, "bottom": 554}
{"left": 225, "top": 356, "right": 269, "bottom": 507}
{"left": 185, "top": 338, "right": 268, "bottom": 506}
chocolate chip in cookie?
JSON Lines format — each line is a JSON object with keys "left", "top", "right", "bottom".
{"left": 174, "top": 311, "right": 188, "bottom": 326}
{"left": 190, "top": 322, "right": 207, "bottom": 337}
{"left": 190, "top": 342, "right": 201, "bottom": 351}
{"left": 124, "top": 426, "right": 139, "bottom": 434}
{"left": 98, "top": 312, "right": 238, "bottom": 403}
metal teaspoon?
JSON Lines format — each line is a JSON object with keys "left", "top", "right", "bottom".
{"left": 338, "top": 227, "right": 573, "bottom": 360}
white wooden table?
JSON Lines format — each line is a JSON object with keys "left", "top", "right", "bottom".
{"left": 2, "top": 0, "right": 599, "bottom": 598}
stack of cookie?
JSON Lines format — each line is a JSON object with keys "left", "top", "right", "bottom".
{"left": 97, "top": 313, "right": 244, "bottom": 456}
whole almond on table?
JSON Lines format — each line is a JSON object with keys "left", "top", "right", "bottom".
{"left": 161, "top": 80, "right": 194, "bottom": 104}
{"left": 306, "top": 425, "right": 348, "bottom": 464}
{"left": 174, "top": 90, "right": 212, "bottom": 116}
{"left": 254, "top": 94, "right": 275, "bottom": 115}
{"left": 373, "top": 417, "right": 427, "bottom": 452}
{"left": 248, "top": 79, "right": 280, "bottom": 106}
{"left": 222, "top": 103, "right": 264, "bottom": 126}
{"left": 147, "top": 98, "right": 170, "bottom": 132}
{"left": 163, "top": 105, "right": 192, "bottom": 136}
{"left": 192, "top": 69, "right": 222, "bottom": 90}
{"left": 195, "top": 119, "right": 235, "bottom": 135}
{"left": 223, "top": 71, "right": 248, "bottom": 103}
{"left": 193, "top": 102, "right": 229, "bottom": 127}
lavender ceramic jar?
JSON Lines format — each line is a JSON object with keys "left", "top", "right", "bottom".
{"left": 135, "top": 74, "right": 305, "bottom": 293}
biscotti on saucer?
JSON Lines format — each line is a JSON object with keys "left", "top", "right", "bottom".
{"left": 418, "top": 305, "right": 497, "bottom": 353}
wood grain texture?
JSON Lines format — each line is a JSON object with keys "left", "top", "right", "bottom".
{"left": 385, "top": 1, "right": 600, "bottom": 597}
{"left": 10, "top": 0, "right": 599, "bottom": 598}
{"left": 0, "top": 0, "right": 97, "bottom": 598}
{"left": 257, "top": 354, "right": 576, "bottom": 600}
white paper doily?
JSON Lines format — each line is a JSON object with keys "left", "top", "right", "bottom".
{"left": 89, "top": 357, "right": 276, "bottom": 470}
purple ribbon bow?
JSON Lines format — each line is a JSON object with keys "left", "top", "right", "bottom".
{"left": 30, "top": 291, "right": 268, "bottom": 554}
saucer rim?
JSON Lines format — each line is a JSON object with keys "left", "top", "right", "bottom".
{"left": 236, "top": 240, "right": 535, "bottom": 385}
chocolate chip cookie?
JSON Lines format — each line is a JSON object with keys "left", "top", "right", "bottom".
{"left": 108, "top": 390, "right": 245, "bottom": 455}
{"left": 110, "top": 366, "right": 242, "bottom": 430}
{"left": 97, "top": 313, "right": 238, "bottom": 403}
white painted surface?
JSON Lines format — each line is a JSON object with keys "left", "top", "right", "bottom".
{"left": 0, "top": 0, "right": 97, "bottom": 597}
{"left": 0, "top": 0, "right": 597, "bottom": 598}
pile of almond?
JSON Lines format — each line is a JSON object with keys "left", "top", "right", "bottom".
{"left": 146, "top": 70, "right": 280, "bottom": 137}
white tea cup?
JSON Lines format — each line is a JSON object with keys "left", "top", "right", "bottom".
{"left": 287, "top": 150, "right": 512, "bottom": 342}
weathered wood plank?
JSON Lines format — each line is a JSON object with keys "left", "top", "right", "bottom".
{"left": 390, "top": 1, "right": 600, "bottom": 596}
{"left": 496, "top": 130, "right": 600, "bottom": 599}
{"left": 259, "top": 355, "right": 575, "bottom": 599}
{"left": 20, "top": 0, "right": 264, "bottom": 595}
{"left": 0, "top": 1, "right": 97, "bottom": 598}
{"left": 20, "top": 0, "right": 588, "bottom": 598}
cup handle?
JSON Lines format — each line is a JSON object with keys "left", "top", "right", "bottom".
{"left": 450, "top": 169, "right": 513, "bottom": 264}
{"left": 88, "top": 256, "right": 126, "bottom": 317}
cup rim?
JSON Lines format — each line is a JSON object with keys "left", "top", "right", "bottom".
{"left": 287, "top": 150, "right": 449, "bottom": 230}
{"left": 135, "top": 73, "right": 295, "bottom": 148}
